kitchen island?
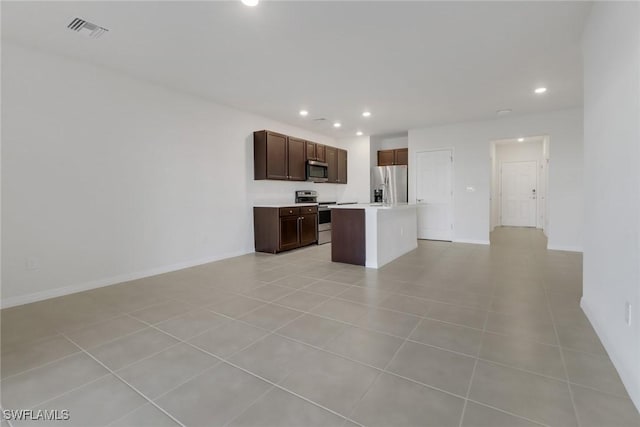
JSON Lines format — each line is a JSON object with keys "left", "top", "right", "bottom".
{"left": 330, "top": 203, "right": 417, "bottom": 268}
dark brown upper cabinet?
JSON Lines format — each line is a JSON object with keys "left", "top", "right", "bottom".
{"left": 326, "top": 146, "right": 338, "bottom": 183}
{"left": 254, "top": 130, "right": 345, "bottom": 184}
{"left": 395, "top": 148, "right": 408, "bottom": 165}
{"left": 287, "top": 137, "right": 307, "bottom": 181}
{"left": 316, "top": 144, "right": 326, "bottom": 162}
{"left": 254, "top": 130, "right": 306, "bottom": 181}
{"left": 378, "top": 150, "right": 395, "bottom": 166}
{"left": 377, "top": 148, "right": 408, "bottom": 166}
{"left": 337, "top": 149, "right": 348, "bottom": 183}
{"left": 306, "top": 141, "right": 316, "bottom": 160}
{"left": 307, "top": 141, "right": 327, "bottom": 163}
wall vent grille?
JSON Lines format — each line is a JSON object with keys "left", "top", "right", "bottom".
{"left": 67, "top": 18, "right": 108, "bottom": 38}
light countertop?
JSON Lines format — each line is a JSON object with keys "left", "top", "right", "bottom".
{"left": 254, "top": 203, "right": 318, "bottom": 208}
{"left": 329, "top": 203, "right": 416, "bottom": 210}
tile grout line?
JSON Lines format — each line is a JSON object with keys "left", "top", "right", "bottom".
{"left": 457, "top": 294, "right": 493, "bottom": 427}
{"left": 458, "top": 270, "right": 504, "bottom": 427}
{"left": 161, "top": 337, "right": 364, "bottom": 426}
{"left": 119, "top": 296, "right": 369, "bottom": 426}
{"left": 3, "top": 285, "right": 551, "bottom": 385}
{"left": 542, "top": 282, "right": 583, "bottom": 427}
{"left": 220, "top": 384, "right": 278, "bottom": 427}
{"left": 59, "top": 332, "right": 187, "bottom": 427}
{"left": 342, "top": 317, "right": 425, "bottom": 425}
{"left": 19, "top": 372, "right": 113, "bottom": 412}
{"left": 0, "top": 347, "right": 85, "bottom": 383}
{"left": 3, "top": 282, "right": 603, "bottom": 406}
{"left": 3, "top": 239, "right": 595, "bottom": 427}
{"left": 120, "top": 304, "right": 364, "bottom": 426}
{"left": 209, "top": 288, "right": 598, "bottom": 388}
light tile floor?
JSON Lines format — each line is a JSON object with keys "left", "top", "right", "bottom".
{"left": 2, "top": 227, "right": 639, "bottom": 427}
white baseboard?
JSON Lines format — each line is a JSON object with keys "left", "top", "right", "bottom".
{"left": 581, "top": 297, "right": 640, "bottom": 412}
{"left": 452, "top": 239, "right": 490, "bottom": 245}
{"left": 1, "top": 249, "right": 252, "bottom": 309}
{"left": 547, "top": 244, "right": 583, "bottom": 252}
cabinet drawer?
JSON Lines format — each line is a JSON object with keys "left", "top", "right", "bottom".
{"left": 279, "top": 207, "right": 300, "bottom": 217}
{"left": 300, "top": 206, "right": 318, "bottom": 214}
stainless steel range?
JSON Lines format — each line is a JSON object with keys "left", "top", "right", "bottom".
{"left": 317, "top": 201, "right": 336, "bottom": 245}
{"left": 294, "top": 191, "right": 356, "bottom": 245}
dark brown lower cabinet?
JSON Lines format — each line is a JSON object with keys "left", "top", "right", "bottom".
{"left": 279, "top": 215, "right": 301, "bottom": 252}
{"left": 254, "top": 206, "right": 318, "bottom": 253}
{"left": 299, "top": 214, "right": 318, "bottom": 246}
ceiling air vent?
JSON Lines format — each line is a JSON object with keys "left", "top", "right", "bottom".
{"left": 67, "top": 18, "right": 108, "bottom": 38}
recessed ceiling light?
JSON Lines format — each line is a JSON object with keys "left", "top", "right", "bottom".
{"left": 333, "top": 122, "right": 341, "bottom": 128}
{"left": 496, "top": 109, "right": 512, "bottom": 116}
{"left": 241, "top": 0, "right": 259, "bottom": 6}
{"left": 534, "top": 87, "right": 547, "bottom": 94}
{"left": 517, "top": 138, "right": 524, "bottom": 142}
{"left": 362, "top": 111, "right": 371, "bottom": 117}
{"left": 299, "top": 110, "right": 308, "bottom": 117}
{"left": 356, "top": 131, "right": 363, "bottom": 136}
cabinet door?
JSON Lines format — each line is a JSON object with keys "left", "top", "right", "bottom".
{"left": 378, "top": 150, "right": 395, "bottom": 166}
{"left": 326, "top": 146, "right": 338, "bottom": 183}
{"left": 266, "top": 132, "right": 288, "bottom": 180}
{"left": 316, "top": 144, "right": 326, "bottom": 162}
{"left": 279, "top": 216, "right": 300, "bottom": 251}
{"left": 288, "top": 137, "right": 306, "bottom": 181}
{"left": 395, "top": 148, "right": 408, "bottom": 166}
{"left": 337, "top": 149, "right": 348, "bottom": 184}
{"left": 306, "top": 141, "right": 316, "bottom": 160}
{"left": 299, "top": 214, "right": 318, "bottom": 246}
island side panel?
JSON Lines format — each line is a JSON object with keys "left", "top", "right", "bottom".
{"left": 375, "top": 206, "right": 418, "bottom": 268}
{"left": 331, "top": 209, "right": 366, "bottom": 266}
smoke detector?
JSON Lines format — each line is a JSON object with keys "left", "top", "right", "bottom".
{"left": 67, "top": 18, "right": 109, "bottom": 38}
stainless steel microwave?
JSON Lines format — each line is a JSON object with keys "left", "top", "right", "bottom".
{"left": 307, "top": 160, "right": 329, "bottom": 182}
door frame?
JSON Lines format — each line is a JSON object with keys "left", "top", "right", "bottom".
{"left": 414, "top": 147, "right": 455, "bottom": 240}
{"left": 499, "top": 160, "right": 538, "bottom": 227}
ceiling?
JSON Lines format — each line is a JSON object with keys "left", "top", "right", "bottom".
{"left": 1, "top": 1, "right": 591, "bottom": 138}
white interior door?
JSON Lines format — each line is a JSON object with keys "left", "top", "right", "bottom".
{"left": 416, "top": 149, "right": 453, "bottom": 241}
{"left": 501, "top": 161, "right": 537, "bottom": 227}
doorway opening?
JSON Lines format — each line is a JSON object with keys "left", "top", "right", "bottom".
{"left": 490, "top": 136, "right": 549, "bottom": 237}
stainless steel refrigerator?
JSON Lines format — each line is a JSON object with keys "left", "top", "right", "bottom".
{"left": 371, "top": 165, "right": 408, "bottom": 204}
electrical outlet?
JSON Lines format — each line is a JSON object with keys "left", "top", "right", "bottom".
{"left": 625, "top": 302, "right": 632, "bottom": 326}
{"left": 26, "top": 256, "right": 41, "bottom": 271}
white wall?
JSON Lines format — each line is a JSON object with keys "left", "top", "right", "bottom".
{"left": 408, "top": 108, "right": 583, "bottom": 249}
{"left": 0, "top": 42, "right": 363, "bottom": 307}
{"left": 492, "top": 140, "right": 546, "bottom": 230}
{"left": 336, "top": 136, "right": 371, "bottom": 204}
{"left": 490, "top": 143, "right": 497, "bottom": 230}
{"left": 581, "top": 1, "right": 640, "bottom": 410}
